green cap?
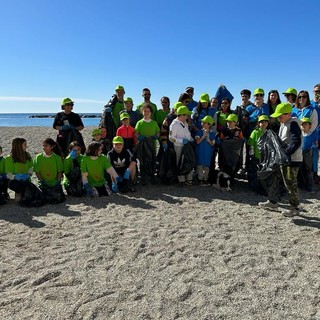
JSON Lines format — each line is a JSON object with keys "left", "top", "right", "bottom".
{"left": 199, "top": 93, "right": 210, "bottom": 103}
{"left": 124, "top": 97, "right": 133, "bottom": 103}
{"left": 226, "top": 114, "right": 238, "bottom": 122}
{"left": 177, "top": 106, "right": 192, "bottom": 116}
{"left": 201, "top": 115, "right": 214, "bottom": 125}
{"left": 173, "top": 101, "right": 184, "bottom": 110}
{"left": 282, "top": 88, "right": 297, "bottom": 96}
{"left": 120, "top": 112, "right": 130, "bottom": 120}
{"left": 112, "top": 136, "right": 124, "bottom": 144}
{"left": 62, "top": 97, "right": 74, "bottom": 106}
{"left": 258, "top": 115, "right": 270, "bottom": 122}
{"left": 254, "top": 88, "right": 264, "bottom": 95}
{"left": 92, "top": 128, "right": 102, "bottom": 136}
{"left": 301, "top": 117, "right": 311, "bottom": 123}
{"left": 115, "top": 85, "right": 125, "bottom": 91}
{"left": 270, "top": 103, "right": 292, "bottom": 117}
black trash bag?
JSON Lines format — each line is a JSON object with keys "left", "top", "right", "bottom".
{"left": 100, "top": 94, "right": 118, "bottom": 141}
{"left": 219, "top": 139, "right": 243, "bottom": 177}
{"left": 19, "top": 181, "right": 45, "bottom": 207}
{"left": 298, "top": 148, "right": 313, "bottom": 189}
{"left": 42, "top": 184, "right": 65, "bottom": 204}
{"left": 57, "top": 128, "right": 85, "bottom": 158}
{"left": 257, "top": 129, "right": 289, "bottom": 181}
{"left": 158, "top": 148, "right": 177, "bottom": 184}
{"left": 135, "top": 138, "right": 156, "bottom": 176}
{"left": 65, "top": 160, "right": 83, "bottom": 196}
{"left": 247, "top": 157, "right": 268, "bottom": 195}
{"left": 118, "top": 179, "right": 129, "bottom": 193}
{"left": 0, "top": 193, "right": 6, "bottom": 205}
{"left": 177, "top": 142, "right": 196, "bottom": 176}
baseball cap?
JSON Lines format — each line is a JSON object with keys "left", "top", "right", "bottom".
{"left": 253, "top": 88, "right": 264, "bottom": 95}
{"left": 92, "top": 128, "right": 102, "bottom": 136}
{"left": 270, "top": 103, "right": 292, "bottom": 117}
{"left": 258, "top": 115, "right": 270, "bottom": 122}
{"left": 201, "top": 115, "right": 214, "bottom": 125}
{"left": 112, "top": 136, "right": 124, "bottom": 144}
{"left": 226, "top": 114, "right": 238, "bottom": 122}
{"left": 199, "top": 93, "right": 210, "bottom": 103}
{"left": 282, "top": 88, "right": 297, "bottom": 96}
{"left": 124, "top": 97, "right": 133, "bottom": 103}
{"left": 120, "top": 112, "right": 130, "bottom": 120}
{"left": 173, "top": 102, "right": 184, "bottom": 110}
{"left": 301, "top": 117, "right": 311, "bottom": 123}
{"left": 115, "top": 85, "right": 125, "bottom": 91}
{"left": 176, "top": 106, "right": 192, "bottom": 115}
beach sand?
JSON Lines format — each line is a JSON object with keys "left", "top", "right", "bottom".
{"left": 1, "top": 126, "right": 320, "bottom": 319}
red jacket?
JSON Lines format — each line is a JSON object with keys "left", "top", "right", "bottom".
{"left": 116, "top": 125, "right": 137, "bottom": 145}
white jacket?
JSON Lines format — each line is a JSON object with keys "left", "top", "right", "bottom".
{"left": 169, "top": 118, "right": 192, "bottom": 146}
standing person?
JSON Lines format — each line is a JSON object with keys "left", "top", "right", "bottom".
{"left": 194, "top": 116, "right": 216, "bottom": 185}
{"left": 53, "top": 97, "right": 85, "bottom": 158}
{"left": 282, "top": 88, "right": 297, "bottom": 106}
{"left": 116, "top": 112, "right": 136, "bottom": 153}
{"left": 135, "top": 104, "right": 160, "bottom": 185}
{"left": 63, "top": 141, "right": 84, "bottom": 196}
{"left": 169, "top": 106, "right": 194, "bottom": 186}
{"left": 100, "top": 85, "right": 125, "bottom": 141}
{"left": 258, "top": 103, "right": 302, "bottom": 217}
{"left": 216, "top": 97, "right": 232, "bottom": 133}
{"left": 185, "top": 87, "right": 198, "bottom": 111}
{"left": 122, "top": 97, "right": 140, "bottom": 128}
{"left": 267, "top": 90, "right": 281, "bottom": 133}
{"left": 156, "top": 96, "right": 170, "bottom": 128}
{"left": 33, "top": 138, "right": 65, "bottom": 204}
{"left": 0, "top": 146, "right": 9, "bottom": 204}
{"left": 5, "top": 137, "right": 44, "bottom": 206}
{"left": 81, "top": 142, "right": 121, "bottom": 197}
{"left": 136, "top": 88, "right": 157, "bottom": 120}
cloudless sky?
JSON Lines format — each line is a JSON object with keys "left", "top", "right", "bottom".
{"left": 1, "top": 0, "right": 319, "bottom": 113}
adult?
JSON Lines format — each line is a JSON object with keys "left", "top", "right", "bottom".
{"left": 185, "top": 86, "right": 198, "bottom": 111}
{"left": 53, "top": 98, "right": 85, "bottom": 158}
{"left": 100, "top": 85, "right": 125, "bottom": 141}
{"left": 282, "top": 88, "right": 297, "bottom": 106}
{"left": 136, "top": 88, "right": 157, "bottom": 120}
{"left": 122, "top": 97, "right": 140, "bottom": 128}
{"left": 267, "top": 90, "right": 281, "bottom": 133}
{"left": 258, "top": 103, "right": 302, "bottom": 217}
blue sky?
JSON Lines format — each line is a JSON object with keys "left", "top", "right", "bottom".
{"left": 1, "top": 0, "right": 319, "bottom": 113}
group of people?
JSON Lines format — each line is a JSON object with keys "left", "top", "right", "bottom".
{"left": 0, "top": 84, "right": 319, "bottom": 217}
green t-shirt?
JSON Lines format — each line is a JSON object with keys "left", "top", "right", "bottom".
{"left": 5, "top": 154, "right": 33, "bottom": 175}
{"left": 0, "top": 156, "right": 5, "bottom": 174}
{"left": 33, "top": 153, "right": 64, "bottom": 187}
{"left": 135, "top": 119, "right": 160, "bottom": 137}
{"left": 248, "top": 127, "right": 264, "bottom": 160}
{"left": 155, "top": 109, "right": 169, "bottom": 127}
{"left": 80, "top": 155, "right": 112, "bottom": 187}
{"left": 136, "top": 102, "right": 158, "bottom": 120}
{"left": 63, "top": 154, "right": 83, "bottom": 187}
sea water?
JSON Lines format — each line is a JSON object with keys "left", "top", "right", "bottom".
{"left": 0, "top": 113, "right": 101, "bottom": 127}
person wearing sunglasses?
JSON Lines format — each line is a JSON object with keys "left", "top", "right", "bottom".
{"left": 136, "top": 88, "right": 158, "bottom": 121}
{"left": 282, "top": 88, "right": 297, "bottom": 106}
{"left": 185, "top": 86, "right": 198, "bottom": 111}
{"left": 53, "top": 98, "right": 85, "bottom": 158}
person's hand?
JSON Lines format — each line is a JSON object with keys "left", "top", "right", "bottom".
{"left": 70, "top": 149, "right": 77, "bottom": 159}
{"left": 105, "top": 107, "right": 113, "bottom": 113}
{"left": 83, "top": 183, "right": 93, "bottom": 197}
{"left": 15, "top": 173, "right": 29, "bottom": 181}
{"left": 138, "top": 135, "right": 145, "bottom": 142}
{"left": 183, "top": 138, "right": 189, "bottom": 145}
{"left": 112, "top": 182, "right": 119, "bottom": 193}
{"left": 61, "top": 125, "right": 71, "bottom": 130}
{"left": 162, "top": 143, "right": 168, "bottom": 151}
{"left": 124, "top": 169, "right": 131, "bottom": 180}
{"left": 116, "top": 176, "right": 123, "bottom": 183}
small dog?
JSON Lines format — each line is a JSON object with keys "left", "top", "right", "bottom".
{"left": 208, "top": 169, "right": 232, "bottom": 191}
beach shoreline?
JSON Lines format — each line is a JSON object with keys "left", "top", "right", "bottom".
{"left": 1, "top": 126, "right": 320, "bottom": 319}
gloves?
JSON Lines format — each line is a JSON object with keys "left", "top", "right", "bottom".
{"left": 83, "top": 183, "right": 93, "bottom": 197}
{"left": 70, "top": 149, "right": 77, "bottom": 159}
{"left": 183, "top": 138, "right": 189, "bottom": 145}
{"left": 112, "top": 182, "right": 119, "bottom": 193}
{"left": 152, "top": 135, "right": 158, "bottom": 140}
{"left": 105, "top": 107, "right": 113, "bottom": 113}
{"left": 124, "top": 169, "right": 131, "bottom": 180}
{"left": 163, "top": 143, "right": 168, "bottom": 151}
{"left": 116, "top": 176, "right": 123, "bottom": 183}
{"left": 138, "top": 135, "right": 145, "bottom": 142}
{"left": 15, "top": 173, "right": 29, "bottom": 181}
{"left": 61, "top": 125, "right": 71, "bottom": 130}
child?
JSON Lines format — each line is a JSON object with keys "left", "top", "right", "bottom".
{"left": 63, "top": 141, "right": 84, "bottom": 196}
{"left": 107, "top": 136, "right": 137, "bottom": 192}
{"left": 218, "top": 114, "right": 244, "bottom": 180}
{"left": 0, "top": 146, "right": 9, "bottom": 204}
{"left": 116, "top": 113, "right": 136, "bottom": 153}
{"left": 298, "top": 117, "right": 318, "bottom": 192}
{"left": 169, "top": 105, "right": 195, "bottom": 186}
{"left": 195, "top": 115, "right": 216, "bottom": 185}
{"left": 99, "top": 126, "right": 113, "bottom": 155}
{"left": 135, "top": 104, "right": 160, "bottom": 185}
{"left": 33, "top": 138, "right": 65, "bottom": 204}
{"left": 92, "top": 128, "right": 102, "bottom": 142}
{"left": 123, "top": 97, "right": 140, "bottom": 128}
{"left": 81, "top": 141, "right": 121, "bottom": 197}
{"left": 5, "top": 137, "right": 43, "bottom": 207}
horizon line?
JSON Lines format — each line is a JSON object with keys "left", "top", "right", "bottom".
{"left": 0, "top": 96, "right": 106, "bottom": 104}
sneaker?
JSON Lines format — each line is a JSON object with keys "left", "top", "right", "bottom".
{"left": 184, "top": 180, "right": 193, "bottom": 186}
{"left": 92, "top": 187, "right": 99, "bottom": 197}
{"left": 281, "top": 207, "right": 299, "bottom": 217}
{"left": 258, "top": 200, "right": 278, "bottom": 209}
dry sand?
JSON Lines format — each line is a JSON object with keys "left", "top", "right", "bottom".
{"left": 1, "top": 126, "right": 320, "bottom": 319}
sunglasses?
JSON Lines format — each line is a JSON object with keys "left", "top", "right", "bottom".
{"left": 314, "top": 90, "right": 320, "bottom": 94}
{"left": 255, "top": 94, "right": 264, "bottom": 97}
{"left": 64, "top": 103, "right": 74, "bottom": 106}
{"left": 298, "top": 96, "right": 308, "bottom": 99}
